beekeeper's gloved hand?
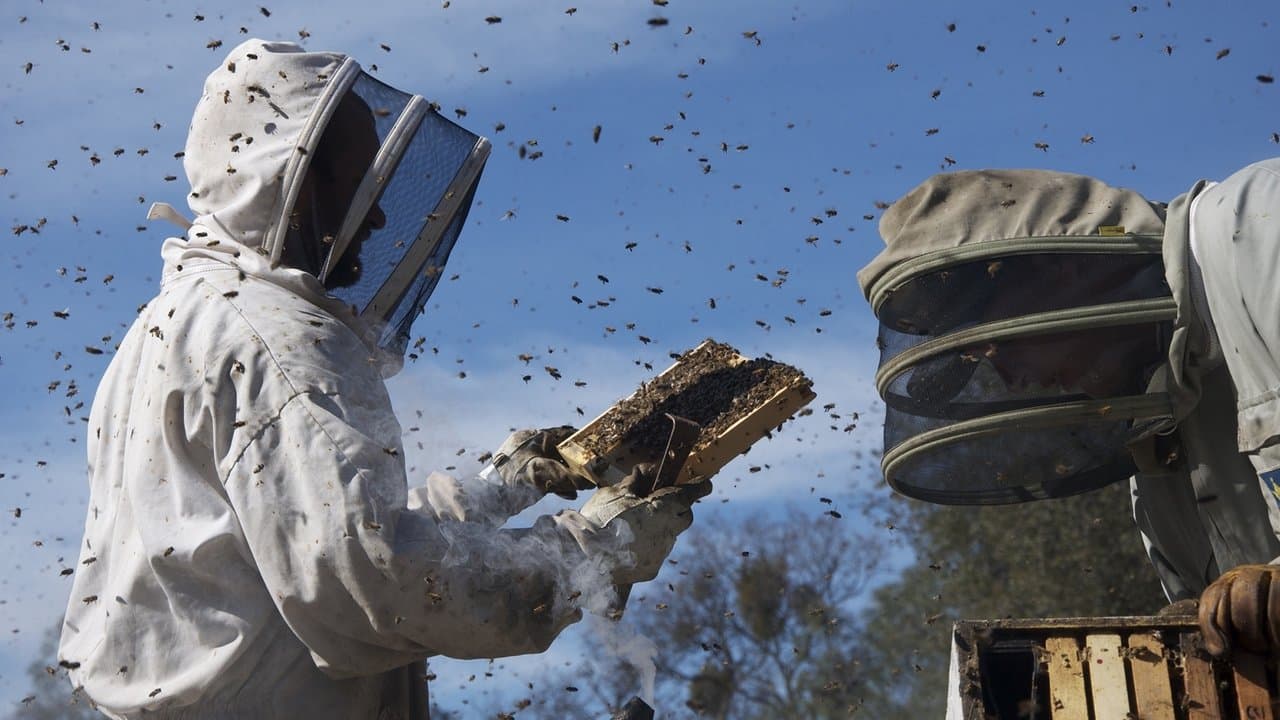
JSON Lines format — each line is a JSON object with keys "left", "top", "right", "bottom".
{"left": 493, "top": 426, "right": 596, "bottom": 500}
{"left": 579, "top": 464, "right": 711, "bottom": 585}
{"left": 1199, "top": 563, "right": 1280, "bottom": 657}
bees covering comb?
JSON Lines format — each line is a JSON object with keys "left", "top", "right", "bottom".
{"left": 557, "top": 339, "right": 815, "bottom": 486}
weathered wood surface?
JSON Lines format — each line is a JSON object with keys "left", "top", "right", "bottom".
{"left": 1044, "top": 636, "right": 1089, "bottom": 720}
{"left": 1179, "top": 634, "right": 1223, "bottom": 720}
{"left": 1125, "top": 632, "right": 1175, "bottom": 720}
{"left": 558, "top": 339, "right": 814, "bottom": 486}
{"left": 1232, "top": 651, "right": 1274, "bottom": 720}
{"left": 952, "top": 617, "right": 1280, "bottom": 719}
{"left": 1084, "top": 633, "right": 1130, "bottom": 720}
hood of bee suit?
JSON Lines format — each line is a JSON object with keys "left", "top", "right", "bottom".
{"left": 165, "top": 38, "right": 489, "bottom": 377}
{"left": 857, "top": 169, "right": 1175, "bottom": 505}
{"left": 183, "top": 38, "right": 355, "bottom": 260}
{"left": 158, "top": 38, "right": 389, "bottom": 370}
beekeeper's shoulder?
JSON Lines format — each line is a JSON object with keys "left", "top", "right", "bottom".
{"left": 193, "top": 269, "right": 383, "bottom": 394}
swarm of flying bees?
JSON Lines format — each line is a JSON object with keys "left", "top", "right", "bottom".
{"left": 5, "top": 2, "right": 1278, "bottom": 715}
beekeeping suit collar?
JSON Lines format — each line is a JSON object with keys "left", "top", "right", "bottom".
{"left": 171, "top": 38, "right": 489, "bottom": 374}
{"left": 859, "top": 169, "right": 1175, "bottom": 505}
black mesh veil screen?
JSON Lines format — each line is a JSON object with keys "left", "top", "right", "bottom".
{"left": 323, "top": 73, "right": 487, "bottom": 357}
{"left": 873, "top": 250, "right": 1173, "bottom": 504}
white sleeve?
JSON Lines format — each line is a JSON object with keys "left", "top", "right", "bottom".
{"left": 416, "top": 466, "right": 544, "bottom": 527}
{"left": 224, "top": 390, "right": 622, "bottom": 677}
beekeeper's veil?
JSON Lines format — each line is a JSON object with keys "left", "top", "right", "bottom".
{"left": 181, "top": 39, "right": 489, "bottom": 362}
{"left": 858, "top": 170, "right": 1174, "bottom": 505}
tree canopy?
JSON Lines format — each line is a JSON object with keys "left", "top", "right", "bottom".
{"left": 853, "top": 481, "right": 1167, "bottom": 718}
{"left": 496, "top": 481, "right": 1166, "bottom": 718}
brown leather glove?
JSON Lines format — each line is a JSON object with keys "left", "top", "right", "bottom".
{"left": 1199, "top": 563, "right": 1280, "bottom": 657}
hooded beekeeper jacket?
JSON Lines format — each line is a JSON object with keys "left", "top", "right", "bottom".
{"left": 59, "top": 39, "right": 618, "bottom": 719}
{"left": 1131, "top": 158, "right": 1280, "bottom": 600}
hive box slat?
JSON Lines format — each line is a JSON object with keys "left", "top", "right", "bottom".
{"left": 1179, "top": 633, "right": 1223, "bottom": 720}
{"left": 1232, "top": 651, "right": 1274, "bottom": 720}
{"left": 1126, "top": 631, "right": 1175, "bottom": 720}
{"left": 1085, "top": 633, "right": 1130, "bottom": 720}
{"left": 1044, "top": 636, "right": 1089, "bottom": 720}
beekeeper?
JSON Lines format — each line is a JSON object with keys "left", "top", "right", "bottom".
{"left": 858, "top": 161, "right": 1280, "bottom": 659}
{"left": 59, "top": 39, "right": 707, "bottom": 719}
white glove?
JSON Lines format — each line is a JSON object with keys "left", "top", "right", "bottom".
{"left": 579, "top": 465, "right": 711, "bottom": 585}
{"left": 493, "top": 426, "right": 596, "bottom": 499}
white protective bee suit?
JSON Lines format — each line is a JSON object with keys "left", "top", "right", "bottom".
{"left": 58, "top": 39, "right": 700, "bottom": 719}
{"left": 1130, "top": 157, "right": 1280, "bottom": 600}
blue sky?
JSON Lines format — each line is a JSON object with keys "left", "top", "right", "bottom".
{"left": 1, "top": 0, "right": 1278, "bottom": 713}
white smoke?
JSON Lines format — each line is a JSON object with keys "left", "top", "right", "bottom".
{"left": 431, "top": 471, "right": 664, "bottom": 708}
{"left": 572, "top": 519, "right": 660, "bottom": 708}
{"left": 585, "top": 614, "right": 659, "bottom": 707}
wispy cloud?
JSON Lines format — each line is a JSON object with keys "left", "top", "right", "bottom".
{"left": 0, "top": 0, "right": 845, "bottom": 181}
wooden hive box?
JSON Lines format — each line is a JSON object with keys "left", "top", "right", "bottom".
{"left": 947, "top": 616, "right": 1279, "bottom": 720}
{"left": 557, "top": 339, "right": 816, "bottom": 487}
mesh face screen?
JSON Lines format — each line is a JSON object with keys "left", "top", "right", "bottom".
{"left": 872, "top": 250, "right": 1171, "bottom": 504}
{"left": 881, "top": 324, "right": 1164, "bottom": 422}
{"left": 885, "top": 416, "right": 1139, "bottom": 505}
{"left": 322, "top": 73, "right": 486, "bottom": 355}
{"left": 376, "top": 180, "right": 479, "bottom": 355}
{"left": 877, "top": 252, "right": 1168, "bottom": 361}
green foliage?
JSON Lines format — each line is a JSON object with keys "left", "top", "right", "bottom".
{"left": 736, "top": 554, "right": 789, "bottom": 642}
{"left": 518, "top": 508, "right": 887, "bottom": 719}
{"left": 15, "top": 486, "right": 1163, "bottom": 720}
{"left": 494, "top": 482, "right": 1165, "bottom": 718}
